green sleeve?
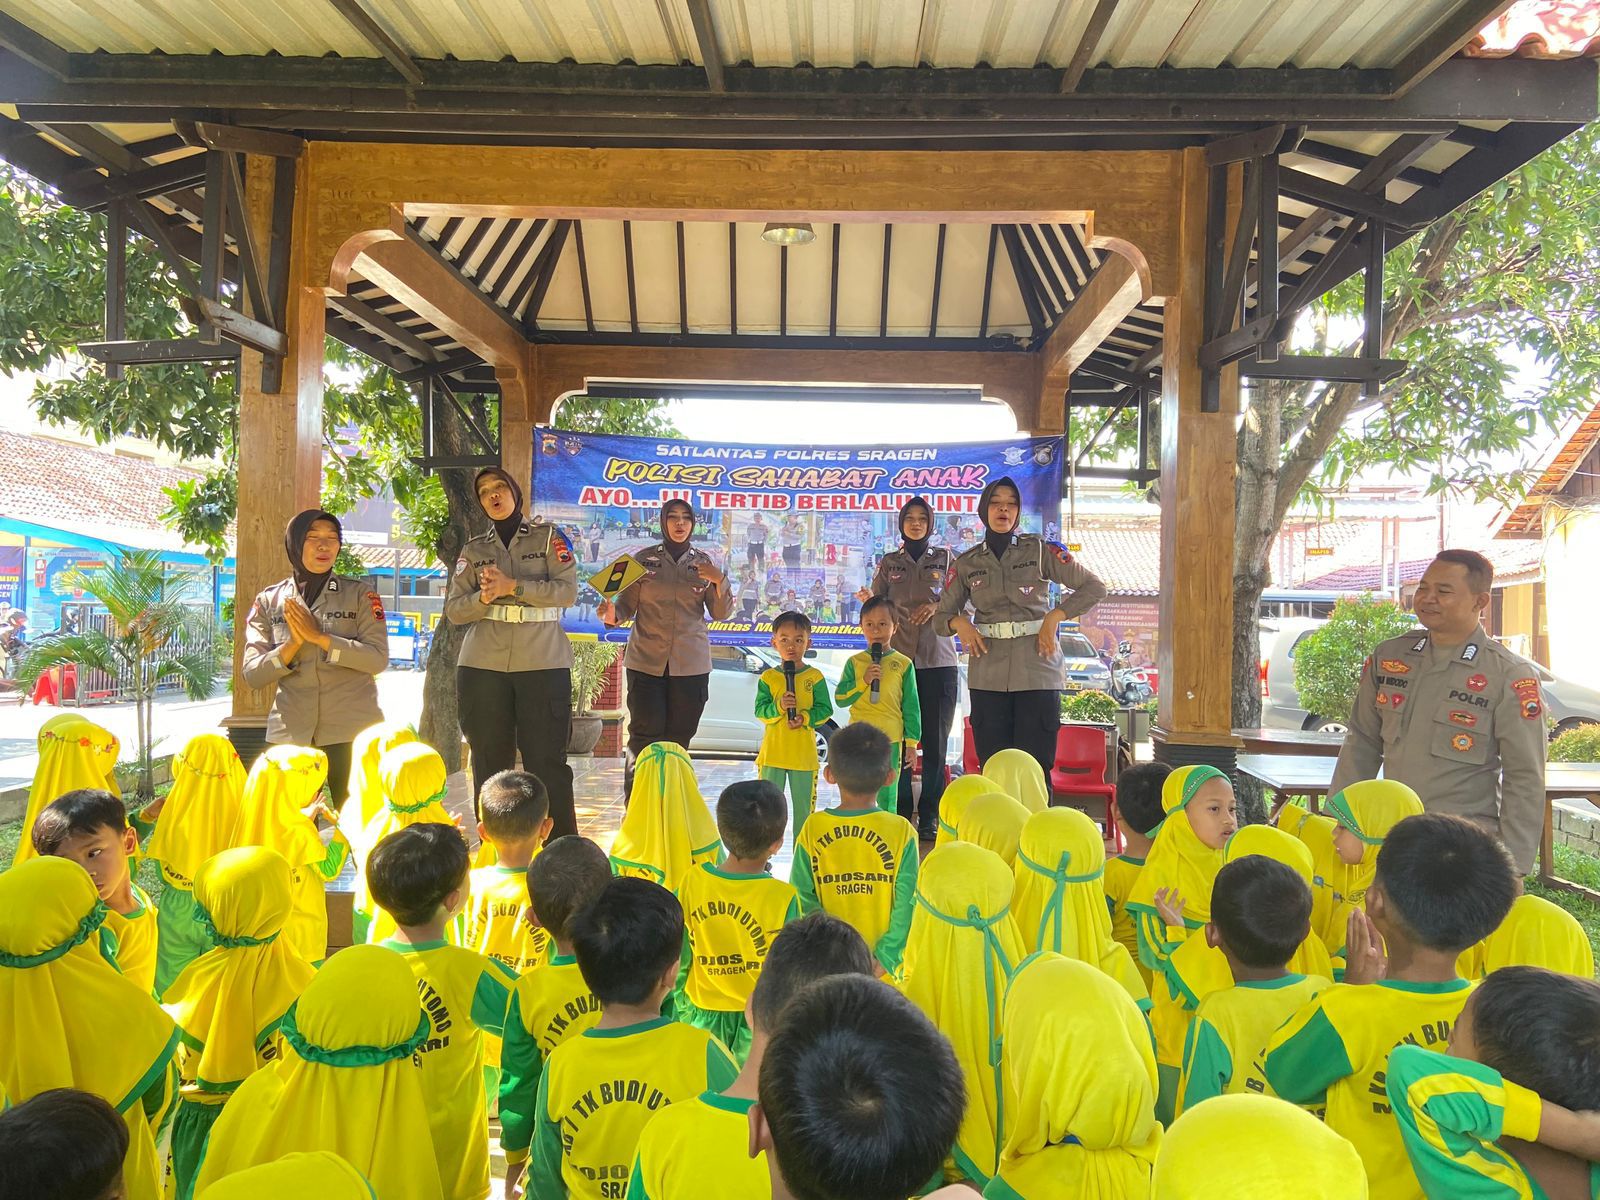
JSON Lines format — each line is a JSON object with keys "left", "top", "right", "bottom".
{"left": 1385, "top": 1045, "right": 1535, "bottom": 1200}
{"left": 524, "top": 1067, "right": 567, "bottom": 1200}
{"left": 1262, "top": 1002, "right": 1353, "bottom": 1107}
{"left": 497, "top": 991, "right": 544, "bottom": 1159}
{"left": 1178, "top": 1016, "right": 1233, "bottom": 1116}
{"left": 876, "top": 835, "right": 919, "bottom": 974}
{"left": 705, "top": 1038, "right": 740, "bottom": 1093}
{"left": 625, "top": 1154, "right": 652, "bottom": 1200}
{"left": 754, "top": 676, "right": 782, "bottom": 724}
{"left": 789, "top": 842, "right": 820, "bottom": 915}
{"left": 835, "top": 658, "right": 864, "bottom": 708}
{"left": 981, "top": 1176, "right": 1027, "bottom": 1200}
{"left": 901, "top": 663, "right": 922, "bottom": 742}
{"left": 129, "top": 808, "right": 157, "bottom": 846}
{"left": 807, "top": 675, "right": 834, "bottom": 728}
{"left": 672, "top": 926, "right": 692, "bottom": 1017}
{"left": 469, "top": 962, "right": 517, "bottom": 1037}
{"left": 782, "top": 895, "right": 802, "bottom": 927}
{"left": 315, "top": 836, "right": 349, "bottom": 880}
{"left": 1134, "top": 909, "right": 1183, "bottom": 972}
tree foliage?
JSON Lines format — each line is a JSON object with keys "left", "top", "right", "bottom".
{"left": 1291, "top": 595, "right": 1417, "bottom": 725}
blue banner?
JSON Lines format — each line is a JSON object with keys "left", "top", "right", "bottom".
{"left": 533, "top": 431, "right": 1064, "bottom": 648}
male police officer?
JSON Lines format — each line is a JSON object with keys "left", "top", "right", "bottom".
{"left": 1331, "top": 549, "right": 1546, "bottom": 874}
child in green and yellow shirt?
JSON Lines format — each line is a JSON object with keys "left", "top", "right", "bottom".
{"left": 367, "top": 823, "right": 517, "bottom": 1200}
{"left": 832, "top": 597, "right": 920, "bottom": 813}
{"left": 755, "top": 611, "right": 833, "bottom": 841}
{"left": 674, "top": 780, "right": 800, "bottom": 1062}
{"left": 462, "top": 770, "right": 556, "bottom": 975}
{"left": 1104, "top": 763, "right": 1168, "bottom": 990}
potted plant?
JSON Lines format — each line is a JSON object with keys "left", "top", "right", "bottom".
{"left": 568, "top": 638, "right": 621, "bottom": 755}
{"left": 1061, "top": 688, "right": 1121, "bottom": 782}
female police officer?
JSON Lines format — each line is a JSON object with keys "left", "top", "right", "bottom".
{"left": 446, "top": 467, "right": 579, "bottom": 835}
{"left": 934, "top": 477, "right": 1107, "bottom": 774}
{"left": 243, "top": 509, "right": 389, "bottom": 811}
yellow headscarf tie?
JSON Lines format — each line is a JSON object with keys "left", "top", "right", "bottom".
{"left": 958, "top": 793, "right": 1031, "bottom": 866}
{"left": 13, "top": 715, "right": 121, "bottom": 867}
{"left": 1153, "top": 1093, "right": 1367, "bottom": 1199}
{"left": 196, "top": 1151, "right": 376, "bottom": 1200}
{"left": 193, "top": 944, "right": 443, "bottom": 1200}
{"left": 235, "top": 746, "right": 330, "bottom": 965}
{"left": 935, "top": 773, "right": 1000, "bottom": 847}
{"left": 0, "top": 857, "right": 178, "bottom": 1200}
{"left": 1126, "top": 765, "right": 1229, "bottom": 927}
{"left": 347, "top": 721, "right": 419, "bottom": 829}
{"left": 611, "top": 742, "right": 722, "bottom": 889}
{"left": 983, "top": 749, "right": 1051, "bottom": 813}
{"left": 162, "top": 847, "right": 316, "bottom": 1093}
{"left": 896, "top": 842, "right": 1026, "bottom": 1186}
{"left": 1013, "top": 808, "right": 1148, "bottom": 1007}
{"left": 996, "top": 953, "right": 1160, "bottom": 1199}
{"left": 145, "top": 734, "right": 247, "bottom": 887}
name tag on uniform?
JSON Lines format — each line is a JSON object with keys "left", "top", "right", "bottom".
{"left": 589, "top": 555, "right": 648, "bottom": 599}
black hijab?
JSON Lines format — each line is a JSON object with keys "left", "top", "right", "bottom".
{"left": 978, "top": 476, "right": 1021, "bottom": 561}
{"left": 899, "top": 496, "right": 933, "bottom": 561}
{"left": 474, "top": 467, "right": 525, "bottom": 548}
{"left": 660, "top": 499, "right": 695, "bottom": 562}
{"left": 285, "top": 509, "right": 342, "bottom": 607}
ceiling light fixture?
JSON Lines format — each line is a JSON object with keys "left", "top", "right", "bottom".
{"left": 761, "top": 221, "right": 816, "bottom": 246}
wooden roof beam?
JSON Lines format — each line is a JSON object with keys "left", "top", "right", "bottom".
{"left": 685, "top": 0, "right": 725, "bottom": 93}
{"left": 327, "top": 0, "right": 424, "bottom": 88}
{"left": 1036, "top": 252, "right": 1149, "bottom": 433}
{"left": 1061, "top": 0, "right": 1120, "bottom": 94}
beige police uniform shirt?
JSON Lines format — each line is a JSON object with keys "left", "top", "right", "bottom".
{"left": 933, "top": 534, "right": 1108, "bottom": 692}
{"left": 869, "top": 546, "right": 958, "bottom": 670}
{"left": 1330, "top": 628, "right": 1547, "bottom": 874}
{"left": 444, "top": 520, "right": 577, "bottom": 672}
{"left": 612, "top": 544, "right": 734, "bottom": 677}
{"left": 242, "top": 575, "right": 388, "bottom": 745}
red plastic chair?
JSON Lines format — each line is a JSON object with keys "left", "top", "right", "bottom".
{"left": 1049, "top": 724, "right": 1119, "bottom": 842}
{"left": 961, "top": 718, "right": 980, "bottom": 775}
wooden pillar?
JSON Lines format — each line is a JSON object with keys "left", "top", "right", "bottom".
{"left": 224, "top": 154, "right": 326, "bottom": 764}
{"left": 497, "top": 362, "right": 535, "bottom": 509}
{"left": 1151, "top": 148, "right": 1240, "bottom": 771}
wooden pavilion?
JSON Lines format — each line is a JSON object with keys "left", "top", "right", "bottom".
{"left": 0, "top": 0, "right": 1592, "bottom": 771}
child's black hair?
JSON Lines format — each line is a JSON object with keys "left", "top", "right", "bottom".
{"left": 1210, "top": 855, "right": 1312, "bottom": 969}
{"left": 29, "top": 790, "right": 127, "bottom": 857}
{"left": 1114, "top": 763, "right": 1170, "bottom": 838}
{"left": 857, "top": 595, "right": 895, "bottom": 624}
{"left": 1373, "top": 814, "right": 1516, "bottom": 952}
{"left": 569, "top": 876, "right": 684, "bottom": 1006}
{"left": 1470, "top": 966, "right": 1600, "bottom": 1112}
{"left": 365, "top": 822, "right": 471, "bottom": 929}
{"left": 751, "top": 913, "right": 875, "bottom": 1035}
{"left": 772, "top": 610, "right": 812, "bottom": 634}
{"left": 526, "top": 835, "right": 613, "bottom": 944}
{"left": 717, "top": 780, "right": 789, "bottom": 861}
{"left": 758, "top": 974, "right": 965, "bottom": 1200}
{"left": 479, "top": 770, "right": 550, "bottom": 843}
{"left": 826, "top": 724, "right": 893, "bottom": 799}
{"left": 0, "top": 1087, "right": 128, "bottom": 1200}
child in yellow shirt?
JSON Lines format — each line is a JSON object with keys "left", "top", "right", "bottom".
{"left": 1104, "top": 762, "right": 1168, "bottom": 989}
{"left": 631, "top": 913, "right": 877, "bottom": 1200}
{"left": 462, "top": 769, "right": 555, "bottom": 974}
{"left": 500, "top": 836, "right": 614, "bottom": 1196}
{"left": 367, "top": 823, "right": 517, "bottom": 1200}
{"left": 832, "top": 597, "right": 920, "bottom": 812}
{"left": 30, "top": 789, "right": 159, "bottom": 996}
{"left": 755, "top": 611, "right": 834, "bottom": 841}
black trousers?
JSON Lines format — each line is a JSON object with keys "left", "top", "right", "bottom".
{"left": 969, "top": 688, "right": 1061, "bottom": 778}
{"left": 624, "top": 668, "right": 710, "bottom": 797}
{"left": 320, "top": 741, "right": 354, "bottom": 813}
{"left": 898, "top": 665, "right": 959, "bottom": 836}
{"left": 457, "top": 665, "right": 576, "bottom": 838}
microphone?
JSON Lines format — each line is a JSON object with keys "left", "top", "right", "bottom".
{"left": 870, "top": 642, "right": 883, "bottom": 704}
{"left": 783, "top": 661, "right": 798, "bottom": 723}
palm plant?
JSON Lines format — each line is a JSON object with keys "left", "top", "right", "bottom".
{"left": 16, "top": 551, "right": 227, "bottom": 801}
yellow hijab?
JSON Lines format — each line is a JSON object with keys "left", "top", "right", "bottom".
{"left": 936, "top": 772, "right": 999, "bottom": 847}
{"left": 611, "top": 742, "right": 721, "bottom": 889}
{"left": 1321, "top": 779, "right": 1422, "bottom": 930}
{"left": 13, "top": 714, "right": 121, "bottom": 867}
{"left": 983, "top": 749, "right": 1051, "bottom": 814}
{"left": 1013, "top": 807, "right": 1148, "bottom": 1007}
{"left": 996, "top": 953, "right": 1160, "bottom": 1199}
{"left": 235, "top": 746, "right": 330, "bottom": 965}
{"left": 162, "top": 847, "right": 316, "bottom": 1093}
{"left": 357, "top": 743, "right": 452, "bottom": 854}
{"left": 197, "top": 1151, "right": 376, "bottom": 1199}
{"left": 897, "top": 842, "right": 1026, "bottom": 1186}
{"left": 347, "top": 721, "right": 419, "bottom": 829}
{"left": 145, "top": 733, "right": 247, "bottom": 887}
{"left": 1126, "top": 765, "right": 1229, "bottom": 927}
{"left": 0, "top": 857, "right": 178, "bottom": 1200}
{"left": 1459, "top": 893, "right": 1595, "bottom": 980}
{"left": 959, "top": 793, "right": 1031, "bottom": 866}
{"left": 193, "top": 944, "right": 442, "bottom": 1200}
{"left": 1153, "top": 1093, "right": 1367, "bottom": 1199}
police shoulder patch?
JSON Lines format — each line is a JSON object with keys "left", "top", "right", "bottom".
{"left": 367, "top": 592, "right": 385, "bottom": 621}
{"left": 1046, "top": 540, "right": 1074, "bottom": 565}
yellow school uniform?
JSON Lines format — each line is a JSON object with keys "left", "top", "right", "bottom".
{"left": 1102, "top": 853, "right": 1150, "bottom": 988}
{"left": 1457, "top": 892, "right": 1594, "bottom": 980}
{"left": 1177, "top": 973, "right": 1332, "bottom": 1116}
{"left": 499, "top": 954, "right": 603, "bottom": 1168}
{"left": 753, "top": 664, "right": 832, "bottom": 772}
{"left": 791, "top": 805, "right": 920, "bottom": 973}
{"left": 381, "top": 939, "right": 517, "bottom": 1200}
{"left": 835, "top": 646, "right": 920, "bottom": 742}
{"left": 983, "top": 748, "right": 1051, "bottom": 814}
{"left": 356, "top": 743, "right": 456, "bottom": 945}
{"left": 1265, "top": 977, "right": 1475, "bottom": 1200}
{"left": 935, "top": 773, "right": 999, "bottom": 846}
{"left": 959, "top": 793, "right": 1031, "bottom": 867}
{"left": 194, "top": 944, "right": 443, "bottom": 1200}
{"left": 195, "top": 1151, "right": 376, "bottom": 1200}
{"left": 985, "top": 953, "right": 1160, "bottom": 1200}
{"left": 526, "top": 1017, "right": 740, "bottom": 1200}
{"left": 13, "top": 714, "right": 120, "bottom": 867}
{"left": 461, "top": 861, "right": 550, "bottom": 974}
{"left": 628, "top": 1091, "right": 769, "bottom": 1200}
{"left": 675, "top": 863, "right": 800, "bottom": 1060}
{"left": 611, "top": 742, "right": 722, "bottom": 890}
{"left": 1153, "top": 1093, "right": 1367, "bottom": 1200}
{"left": 0, "top": 857, "right": 178, "bottom": 1200}
{"left": 106, "top": 883, "right": 159, "bottom": 996}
